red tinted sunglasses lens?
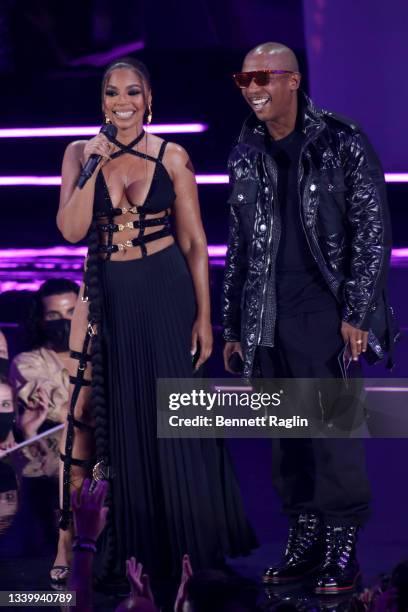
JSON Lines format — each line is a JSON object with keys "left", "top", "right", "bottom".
{"left": 253, "top": 71, "right": 269, "bottom": 86}
{"left": 233, "top": 73, "right": 252, "bottom": 88}
{"left": 233, "top": 71, "right": 270, "bottom": 88}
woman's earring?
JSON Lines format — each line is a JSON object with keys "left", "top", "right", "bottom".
{"left": 146, "top": 102, "right": 152, "bottom": 125}
{"left": 104, "top": 114, "right": 111, "bottom": 124}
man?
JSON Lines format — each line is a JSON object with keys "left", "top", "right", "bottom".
{"left": 10, "top": 278, "right": 79, "bottom": 438}
{"left": 222, "top": 43, "right": 396, "bottom": 594}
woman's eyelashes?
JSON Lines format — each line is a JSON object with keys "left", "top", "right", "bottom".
{"left": 105, "top": 89, "right": 142, "bottom": 97}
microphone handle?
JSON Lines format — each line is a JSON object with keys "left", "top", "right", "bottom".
{"left": 77, "top": 153, "right": 102, "bottom": 189}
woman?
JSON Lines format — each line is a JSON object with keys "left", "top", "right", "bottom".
{"left": 52, "top": 58, "right": 256, "bottom": 585}
{"left": 0, "top": 376, "right": 17, "bottom": 455}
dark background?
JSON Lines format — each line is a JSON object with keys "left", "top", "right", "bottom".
{"left": 0, "top": 2, "right": 407, "bottom": 602}
{"left": 1, "top": 0, "right": 407, "bottom": 249}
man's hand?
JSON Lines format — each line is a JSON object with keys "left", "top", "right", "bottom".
{"left": 223, "top": 341, "right": 243, "bottom": 373}
{"left": 341, "top": 321, "right": 368, "bottom": 361}
{"left": 71, "top": 478, "right": 109, "bottom": 541}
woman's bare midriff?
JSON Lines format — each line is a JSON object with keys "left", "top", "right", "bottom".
{"left": 97, "top": 207, "right": 175, "bottom": 261}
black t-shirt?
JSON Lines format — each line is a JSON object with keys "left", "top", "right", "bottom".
{"left": 267, "top": 130, "right": 338, "bottom": 318}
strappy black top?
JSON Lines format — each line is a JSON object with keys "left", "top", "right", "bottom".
{"left": 93, "top": 131, "right": 176, "bottom": 258}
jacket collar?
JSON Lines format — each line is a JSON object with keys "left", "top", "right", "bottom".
{"left": 237, "top": 91, "right": 325, "bottom": 152}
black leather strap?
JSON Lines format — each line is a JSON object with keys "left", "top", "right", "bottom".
{"left": 98, "top": 226, "right": 171, "bottom": 254}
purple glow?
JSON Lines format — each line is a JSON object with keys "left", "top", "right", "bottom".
{"left": 365, "top": 387, "right": 408, "bottom": 392}
{"left": 68, "top": 40, "right": 145, "bottom": 67}
{"left": 0, "top": 281, "right": 48, "bottom": 292}
{"left": 196, "top": 175, "right": 229, "bottom": 184}
{"left": 214, "top": 386, "right": 253, "bottom": 391}
{"left": 384, "top": 173, "right": 408, "bottom": 182}
{"left": 0, "top": 246, "right": 225, "bottom": 258}
{"left": 0, "top": 176, "right": 61, "bottom": 186}
{"left": 391, "top": 248, "right": 408, "bottom": 259}
{"left": 208, "top": 246, "right": 227, "bottom": 257}
{"left": 1, "top": 245, "right": 407, "bottom": 260}
{"left": 0, "top": 247, "right": 86, "bottom": 258}
{"left": 2, "top": 173, "right": 407, "bottom": 185}
{"left": 0, "top": 124, "right": 208, "bottom": 138}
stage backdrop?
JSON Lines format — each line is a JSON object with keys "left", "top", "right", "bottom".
{"left": 303, "top": 0, "right": 408, "bottom": 172}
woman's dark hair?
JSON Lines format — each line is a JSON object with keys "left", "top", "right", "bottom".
{"left": 101, "top": 57, "right": 151, "bottom": 122}
{"left": 26, "top": 279, "right": 79, "bottom": 349}
{"left": 85, "top": 222, "right": 115, "bottom": 581}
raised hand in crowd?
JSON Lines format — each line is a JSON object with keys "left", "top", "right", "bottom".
{"left": 0, "top": 330, "right": 8, "bottom": 360}
{"left": 68, "top": 479, "right": 109, "bottom": 612}
{"left": 0, "top": 430, "right": 17, "bottom": 455}
{"left": 18, "top": 387, "right": 50, "bottom": 439}
{"left": 114, "top": 557, "right": 157, "bottom": 612}
{"left": 72, "top": 477, "right": 109, "bottom": 541}
{"left": 174, "top": 554, "right": 193, "bottom": 612}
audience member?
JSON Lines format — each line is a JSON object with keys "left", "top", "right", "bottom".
{"left": 0, "top": 329, "right": 9, "bottom": 376}
{"left": 0, "top": 376, "right": 17, "bottom": 454}
{"left": 10, "top": 279, "right": 79, "bottom": 438}
{"left": 0, "top": 461, "right": 18, "bottom": 536}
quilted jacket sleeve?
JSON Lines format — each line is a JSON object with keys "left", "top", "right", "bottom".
{"left": 221, "top": 153, "right": 248, "bottom": 341}
{"left": 341, "top": 129, "right": 392, "bottom": 329}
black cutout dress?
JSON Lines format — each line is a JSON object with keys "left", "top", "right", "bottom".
{"left": 92, "top": 135, "right": 256, "bottom": 579}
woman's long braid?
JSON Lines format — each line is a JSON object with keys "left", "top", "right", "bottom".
{"left": 86, "top": 221, "right": 115, "bottom": 580}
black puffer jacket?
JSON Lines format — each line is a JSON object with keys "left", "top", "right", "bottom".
{"left": 222, "top": 92, "right": 398, "bottom": 377}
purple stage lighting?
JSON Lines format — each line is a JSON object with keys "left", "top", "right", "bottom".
{"left": 1, "top": 174, "right": 408, "bottom": 186}
{"left": 0, "top": 124, "right": 208, "bottom": 138}
{"left": 1, "top": 246, "right": 407, "bottom": 260}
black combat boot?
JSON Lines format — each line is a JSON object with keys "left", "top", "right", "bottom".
{"left": 312, "top": 525, "right": 361, "bottom": 594}
{"left": 263, "top": 513, "right": 323, "bottom": 584}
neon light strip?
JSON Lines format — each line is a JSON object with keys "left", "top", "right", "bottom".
{"left": 384, "top": 173, "right": 408, "bottom": 183}
{"left": 1, "top": 246, "right": 407, "bottom": 259}
{"left": 0, "top": 423, "right": 63, "bottom": 457}
{"left": 0, "top": 124, "right": 208, "bottom": 138}
{"left": 2, "top": 174, "right": 408, "bottom": 185}
{"left": 365, "top": 387, "right": 408, "bottom": 392}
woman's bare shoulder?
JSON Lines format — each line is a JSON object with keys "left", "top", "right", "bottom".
{"left": 63, "top": 140, "right": 87, "bottom": 162}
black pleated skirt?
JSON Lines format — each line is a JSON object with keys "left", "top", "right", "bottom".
{"left": 98, "top": 244, "right": 256, "bottom": 579}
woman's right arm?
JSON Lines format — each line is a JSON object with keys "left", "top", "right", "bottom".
{"left": 56, "top": 135, "right": 112, "bottom": 243}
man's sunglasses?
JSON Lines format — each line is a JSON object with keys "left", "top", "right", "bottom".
{"left": 232, "top": 69, "right": 294, "bottom": 89}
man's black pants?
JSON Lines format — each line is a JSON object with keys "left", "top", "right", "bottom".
{"left": 258, "top": 309, "right": 371, "bottom": 527}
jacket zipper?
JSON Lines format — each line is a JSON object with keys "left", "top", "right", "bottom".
{"left": 297, "top": 125, "right": 340, "bottom": 299}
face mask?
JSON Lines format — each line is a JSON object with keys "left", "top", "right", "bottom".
{"left": 0, "top": 358, "right": 9, "bottom": 377}
{"left": 43, "top": 319, "right": 71, "bottom": 352}
{"left": 0, "top": 413, "right": 14, "bottom": 442}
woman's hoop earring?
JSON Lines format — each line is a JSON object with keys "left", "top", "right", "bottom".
{"left": 146, "top": 102, "right": 152, "bottom": 125}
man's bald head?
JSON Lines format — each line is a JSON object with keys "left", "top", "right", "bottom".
{"left": 243, "top": 42, "right": 299, "bottom": 73}
{"left": 239, "top": 42, "right": 301, "bottom": 136}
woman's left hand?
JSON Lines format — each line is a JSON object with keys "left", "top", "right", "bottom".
{"left": 191, "top": 318, "right": 213, "bottom": 371}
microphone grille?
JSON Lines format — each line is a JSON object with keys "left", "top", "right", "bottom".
{"left": 100, "top": 123, "right": 118, "bottom": 140}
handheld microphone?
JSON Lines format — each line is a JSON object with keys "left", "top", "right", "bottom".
{"left": 77, "top": 123, "right": 118, "bottom": 189}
